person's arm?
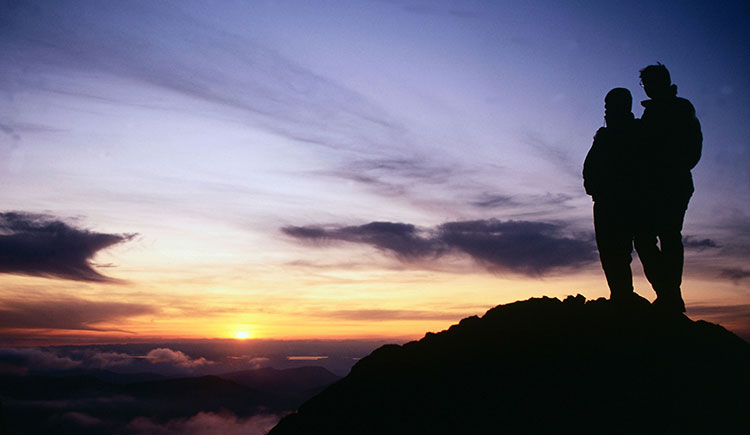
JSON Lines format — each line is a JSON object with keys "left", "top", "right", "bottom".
{"left": 685, "top": 105, "right": 702, "bottom": 170}
{"left": 583, "top": 129, "right": 606, "bottom": 199}
{"left": 676, "top": 98, "right": 702, "bottom": 170}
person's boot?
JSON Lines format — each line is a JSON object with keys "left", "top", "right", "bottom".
{"left": 610, "top": 290, "right": 632, "bottom": 303}
{"left": 610, "top": 290, "right": 638, "bottom": 314}
{"left": 652, "top": 289, "right": 686, "bottom": 314}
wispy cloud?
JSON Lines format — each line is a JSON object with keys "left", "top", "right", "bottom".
{"left": 470, "top": 192, "right": 574, "bottom": 210}
{"left": 0, "top": 120, "right": 62, "bottom": 143}
{"left": 688, "top": 304, "right": 750, "bottom": 340}
{"left": 0, "top": 122, "right": 21, "bottom": 142}
{"left": 683, "top": 235, "right": 720, "bottom": 251}
{"left": 719, "top": 268, "right": 750, "bottom": 284}
{"left": 470, "top": 193, "right": 518, "bottom": 209}
{"left": 282, "top": 219, "right": 596, "bottom": 276}
{"left": 0, "top": 0, "right": 406, "bottom": 156}
{"left": 320, "top": 157, "right": 461, "bottom": 199}
{"left": 59, "top": 412, "right": 103, "bottom": 428}
{"left": 523, "top": 132, "right": 580, "bottom": 179}
{"left": 347, "top": 158, "right": 456, "bottom": 184}
{"left": 0, "top": 296, "right": 156, "bottom": 332}
{"left": 126, "top": 411, "right": 281, "bottom": 435}
{"left": 688, "top": 304, "right": 750, "bottom": 318}
{"left": 382, "top": 0, "right": 482, "bottom": 19}
{"left": 283, "top": 221, "right": 442, "bottom": 260}
{"left": 0, "top": 212, "right": 135, "bottom": 282}
{"left": 319, "top": 308, "right": 469, "bottom": 321}
{"left": 85, "top": 350, "right": 137, "bottom": 369}
{"left": 145, "top": 348, "right": 212, "bottom": 368}
{"left": 0, "top": 347, "right": 81, "bottom": 373}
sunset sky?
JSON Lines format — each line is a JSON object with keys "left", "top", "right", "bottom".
{"left": 2, "top": 0, "right": 749, "bottom": 345}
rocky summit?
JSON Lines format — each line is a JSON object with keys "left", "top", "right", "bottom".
{"left": 271, "top": 295, "right": 750, "bottom": 434}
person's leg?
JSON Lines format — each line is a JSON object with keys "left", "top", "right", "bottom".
{"left": 594, "top": 201, "right": 634, "bottom": 300}
{"left": 633, "top": 197, "right": 666, "bottom": 298}
{"left": 654, "top": 199, "right": 688, "bottom": 312}
{"left": 634, "top": 232, "right": 664, "bottom": 295}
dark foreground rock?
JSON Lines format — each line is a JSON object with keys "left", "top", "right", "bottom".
{"left": 271, "top": 295, "right": 750, "bottom": 434}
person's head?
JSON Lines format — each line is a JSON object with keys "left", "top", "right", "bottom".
{"left": 639, "top": 63, "right": 677, "bottom": 99}
{"left": 604, "top": 87, "right": 632, "bottom": 126}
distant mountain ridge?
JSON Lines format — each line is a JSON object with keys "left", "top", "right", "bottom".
{"left": 221, "top": 366, "right": 340, "bottom": 395}
{"left": 271, "top": 295, "right": 750, "bottom": 434}
{"left": 27, "top": 368, "right": 168, "bottom": 384}
{"left": 0, "top": 366, "right": 339, "bottom": 434}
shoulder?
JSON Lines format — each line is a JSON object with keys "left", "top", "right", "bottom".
{"left": 668, "top": 97, "right": 698, "bottom": 120}
{"left": 593, "top": 126, "right": 608, "bottom": 141}
{"left": 674, "top": 97, "right": 696, "bottom": 112}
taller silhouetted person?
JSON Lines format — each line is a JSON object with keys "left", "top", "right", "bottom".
{"left": 584, "top": 88, "right": 642, "bottom": 303}
{"left": 635, "top": 64, "right": 702, "bottom": 313}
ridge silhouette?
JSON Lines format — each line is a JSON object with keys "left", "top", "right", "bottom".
{"left": 270, "top": 296, "right": 750, "bottom": 434}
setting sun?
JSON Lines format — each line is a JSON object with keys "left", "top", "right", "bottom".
{"left": 1, "top": 1, "right": 749, "bottom": 433}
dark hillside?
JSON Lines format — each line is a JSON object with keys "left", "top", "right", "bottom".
{"left": 271, "top": 295, "right": 750, "bottom": 434}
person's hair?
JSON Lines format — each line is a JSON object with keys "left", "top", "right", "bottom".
{"left": 605, "top": 87, "right": 632, "bottom": 112}
{"left": 640, "top": 63, "right": 671, "bottom": 88}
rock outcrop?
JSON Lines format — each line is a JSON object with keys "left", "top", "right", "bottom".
{"left": 271, "top": 295, "right": 750, "bottom": 434}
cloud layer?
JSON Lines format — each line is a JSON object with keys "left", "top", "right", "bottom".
{"left": 687, "top": 304, "right": 750, "bottom": 339}
{"left": 683, "top": 236, "right": 720, "bottom": 251}
{"left": 145, "top": 348, "right": 211, "bottom": 368}
{"left": 0, "top": 347, "right": 81, "bottom": 373}
{"left": 0, "top": 212, "right": 135, "bottom": 282}
{"left": 0, "top": 296, "right": 156, "bottom": 332}
{"left": 719, "top": 268, "right": 750, "bottom": 284}
{"left": 283, "top": 219, "right": 596, "bottom": 275}
{"left": 320, "top": 309, "right": 468, "bottom": 321}
{"left": 0, "top": 346, "right": 214, "bottom": 376}
{"left": 127, "top": 411, "right": 281, "bottom": 435}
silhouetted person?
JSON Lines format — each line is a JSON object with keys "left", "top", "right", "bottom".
{"left": 634, "top": 64, "right": 702, "bottom": 313}
{"left": 583, "top": 88, "right": 642, "bottom": 303}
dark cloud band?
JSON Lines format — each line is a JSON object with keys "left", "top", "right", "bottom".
{"left": 0, "top": 296, "right": 156, "bottom": 332}
{"left": 320, "top": 309, "right": 469, "bottom": 321}
{"left": 719, "top": 268, "right": 750, "bottom": 284}
{"left": 683, "top": 236, "right": 720, "bottom": 251}
{"left": 282, "top": 219, "right": 597, "bottom": 276}
{"left": 0, "top": 212, "right": 135, "bottom": 282}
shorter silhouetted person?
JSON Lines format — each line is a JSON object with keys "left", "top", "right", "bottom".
{"left": 634, "top": 64, "right": 702, "bottom": 313}
{"left": 584, "top": 88, "right": 642, "bottom": 304}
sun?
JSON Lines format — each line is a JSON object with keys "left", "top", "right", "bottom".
{"left": 234, "top": 331, "right": 251, "bottom": 339}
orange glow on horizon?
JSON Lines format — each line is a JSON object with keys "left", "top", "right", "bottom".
{"left": 2, "top": 272, "right": 747, "bottom": 346}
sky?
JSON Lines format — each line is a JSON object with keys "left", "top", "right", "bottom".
{"left": 1, "top": 0, "right": 749, "bottom": 345}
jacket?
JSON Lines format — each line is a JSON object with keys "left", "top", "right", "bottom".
{"left": 583, "top": 116, "right": 643, "bottom": 204}
{"left": 640, "top": 96, "right": 702, "bottom": 200}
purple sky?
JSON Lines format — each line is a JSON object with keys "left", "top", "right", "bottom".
{"left": 1, "top": 0, "right": 748, "bottom": 342}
